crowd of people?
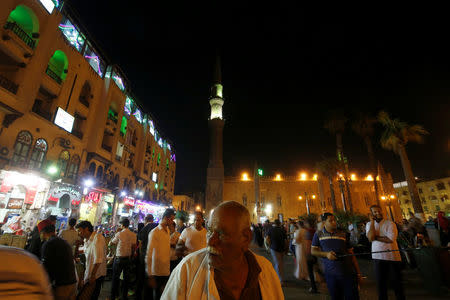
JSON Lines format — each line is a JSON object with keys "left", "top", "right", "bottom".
{"left": 0, "top": 203, "right": 448, "bottom": 300}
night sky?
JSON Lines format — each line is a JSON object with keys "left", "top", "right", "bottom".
{"left": 69, "top": 1, "right": 450, "bottom": 193}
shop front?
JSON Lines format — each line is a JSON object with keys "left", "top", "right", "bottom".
{"left": 0, "top": 170, "right": 51, "bottom": 232}
{"left": 133, "top": 200, "right": 167, "bottom": 223}
{"left": 46, "top": 182, "right": 83, "bottom": 231}
{"left": 79, "top": 188, "right": 115, "bottom": 227}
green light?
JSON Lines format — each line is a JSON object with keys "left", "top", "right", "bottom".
{"left": 258, "top": 169, "right": 263, "bottom": 176}
{"left": 47, "top": 165, "right": 58, "bottom": 175}
{"left": 155, "top": 183, "right": 158, "bottom": 189}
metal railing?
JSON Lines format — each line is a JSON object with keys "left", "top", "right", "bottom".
{"left": 78, "top": 95, "right": 90, "bottom": 107}
{"left": 45, "top": 66, "right": 63, "bottom": 84}
{"left": 0, "top": 74, "right": 18, "bottom": 94}
{"left": 4, "top": 22, "right": 36, "bottom": 49}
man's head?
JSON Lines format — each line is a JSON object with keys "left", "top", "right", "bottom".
{"left": 194, "top": 212, "right": 203, "bottom": 230}
{"left": 39, "top": 224, "right": 56, "bottom": 241}
{"left": 161, "top": 209, "right": 175, "bottom": 225}
{"left": 75, "top": 220, "right": 94, "bottom": 239}
{"left": 120, "top": 218, "right": 130, "bottom": 229}
{"left": 206, "top": 201, "right": 252, "bottom": 271}
{"left": 370, "top": 205, "right": 383, "bottom": 222}
{"left": 145, "top": 214, "right": 154, "bottom": 224}
{"left": 68, "top": 218, "right": 77, "bottom": 228}
{"left": 168, "top": 221, "right": 176, "bottom": 234}
{"left": 274, "top": 219, "right": 281, "bottom": 227}
{"left": 321, "top": 212, "right": 337, "bottom": 232}
{"left": 48, "top": 215, "right": 57, "bottom": 225}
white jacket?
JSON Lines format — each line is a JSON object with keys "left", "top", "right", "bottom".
{"left": 161, "top": 248, "right": 284, "bottom": 300}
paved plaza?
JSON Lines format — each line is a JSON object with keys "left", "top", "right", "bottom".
{"left": 100, "top": 244, "right": 449, "bottom": 299}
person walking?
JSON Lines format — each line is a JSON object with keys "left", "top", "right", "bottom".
{"left": 136, "top": 214, "right": 158, "bottom": 300}
{"left": 176, "top": 212, "right": 206, "bottom": 256}
{"left": 366, "top": 205, "right": 405, "bottom": 300}
{"left": 59, "top": 218, "right": 80, "bottom": 255}
{"left": 40, "top": 221, "right": 77, "bottom": 300}
{"left": 109, "top": 218, "right": 136, "bottom": 300}
{"left": 294, "top": 220, "right": 309, "bottom": 281}
{"left": 267, "top": 219, "right": 288, "bottom": 286}
{"left": 312, "top": 212, "right": 361, "bottom": 300}
{"left": 26, "top": 215, "right": 57, "bottom": 258}
{"left": 161, "top": 201, "right": 284, "bottom": 299}
{"left": 168, "top": 221, "right": 181, "bottom": 272}
{"left": 146, "top": 209, "right": 175, "bottom": 300}
{"left": 75, "top": 220, "right": 107, "bottom": 300}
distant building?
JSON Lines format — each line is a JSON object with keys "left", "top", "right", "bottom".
{"left": 0, "top": 1, "right": 175, "bottom": 228}
{"left": 172, "top": 195, "right": 195, "bottom": 213}
{"left": 394, "top": 177, "right": 450, "bottom": 218}
{"left": 224, "top": 170, "right": 402, "bottom": 224}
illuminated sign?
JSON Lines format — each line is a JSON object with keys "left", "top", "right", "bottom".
{"left": 54, "top": 107, "right": 74, "bottom": 133}
{"left": 39, "top": 0, "right": 57, "bottom": 14}
{"left": 86, "top": 191, "right": 101, "bottom": 203}
{"left": 152, "top": 172, "right": 158, "bottom": 182}
{"left": 123, "top": 197, "right": 135, "bottom": 207}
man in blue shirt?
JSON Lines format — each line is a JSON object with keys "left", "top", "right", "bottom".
{"left": 311, "top": 212, "right": 361, "bottom": 300}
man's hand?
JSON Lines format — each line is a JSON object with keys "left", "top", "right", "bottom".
{"left": 148, "top": 276, "right": 156, "bottom": 288}
{"left": 326, "top": 251, "right": 337, "bottom": 260}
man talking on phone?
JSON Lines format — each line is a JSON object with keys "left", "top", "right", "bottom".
{"left": 366, "top": 205, "right": 405, "bottom": 300}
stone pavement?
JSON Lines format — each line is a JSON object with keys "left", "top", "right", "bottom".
{"left": 100, "top": 245, "right": 449, "bottom": 299}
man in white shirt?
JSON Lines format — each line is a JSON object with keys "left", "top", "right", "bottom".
{"left": 176, "top": 212, "right": 206, "bottom": 256}
{"left": 76, "top": 220, "right": 107, "bottom": 300}
{"left": 366, "top": 205, "right": 405, "bottom": 300}
{"left": 161, "top": 201, "right": 284, "bottom": 300}
{"left": 59, "top": 218, "right": 81, "bottom": 254}
{"left": 109, "top": 218, "right": 136, "bottom": 300}
{"left": 146, "top": 208, "right": 175, "bottom": 300}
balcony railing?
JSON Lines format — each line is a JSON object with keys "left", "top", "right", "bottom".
{"left": 102, "top": 144, "right": 112, "bottom": 152}
{"left": 79, "top": 95, "right": 90, "bottom": 107}
{"left": 32, "top": 102, "right": 52, "bottom": 121}
{"left": 4, "top": 22, "right": 36, "bottom": 49}
{"left": 0, "top": 74, "right": 18, "bottom": 94}
{"left": 72, "top": 129, "right": 83, "bottom": 139}
{"left": 45, "top": 66, "right": 62, "bottom": 84}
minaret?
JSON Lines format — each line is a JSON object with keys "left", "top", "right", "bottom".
{"left": 206, "top": 56, "right": 225, "bottom": 213}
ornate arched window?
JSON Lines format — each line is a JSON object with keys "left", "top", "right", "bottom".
{"left": 11, "top": 131, "right": 32, "bottom": 167}
{"left": 66, "top": 155, "right": 80, "bottom": 180}
{"left": 28, "top": 138, "right": 47, "bottom": 170}
{"left": 88, "top": 162, "right": 96, "bottom": 176}
{"left": 58, "top": 151, "right": 70, "bottom": 176}
{"left": 96, "top": 166, "right": 103, "bottom": 180}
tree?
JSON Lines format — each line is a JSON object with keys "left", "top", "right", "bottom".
{"left": 324, "top": 110, "right": 353, "bottom": 212}
{"left": 316, "top": 158, "right": 339, "bottom": 213}
{"left": 352, "top": 112, "right": 380, "bottom": 204}
{"left": 378, "top": 111, "right": 428, "bottom": 216}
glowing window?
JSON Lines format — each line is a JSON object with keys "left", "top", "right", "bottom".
{"left": 148, "top": 120, "right": 155, "bottom": 136}
{"left": 84, "top": 43, "right": 105, "bottom": 77}
{"left": 158, "top": 138, "right": 163, "bottom": 147}
{"left": 133, "top": 108, "right": 142, "bottom": 123}
{"left": 59, "top": 16, "right": 85, "bottom": 52}
{"left": 124, "top": 97, "right": 133, "bottom": 116}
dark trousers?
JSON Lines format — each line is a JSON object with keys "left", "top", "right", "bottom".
{"left": 153, "top": 276, "right": 169, "bottom": 300}
{"left": 136, "top": 254, "right": 147, "bottom": 300}
{"left": 91, "top": 276, "right": 104, "bottom": 300}
{"left": 306, "top": 255, "right": 318, "bottom": 291}
{"left": 324, "top": 273, "right": 359, "bottom": 300}
{"left": 111, "top": 257, "right": 131, "bottom": 300}
{"left": 373, "top": 259, "right": 405, "bottom": 300}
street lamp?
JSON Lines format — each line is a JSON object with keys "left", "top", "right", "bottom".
{"left": 299, "top": 193, "right": 310, "bottom": 214}
{"left": 380, "top": 195, "right": 395, "bottom": 221}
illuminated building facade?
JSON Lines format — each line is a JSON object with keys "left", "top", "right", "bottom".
{"left": 223, "top": 170, "right": 402, "bottom": 224}
{"left": 0, "top": 1, "right": 176, "bottom": 228}
{"left": 394, "top": 177, "right": 450, "bottom": 218}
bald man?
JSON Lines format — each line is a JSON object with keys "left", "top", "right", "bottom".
{"left": 161, "top": 201, "right": 284, "bottom": 300}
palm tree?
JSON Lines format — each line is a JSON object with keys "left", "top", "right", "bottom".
{"left": 324, "top": 110, "right": 353, "bottom": 212}
{"left": 352, "top": 112, "right": 380, "bottom": 204}
{"left": 316, "top": 158, "right": 339, "bottom": 213}
{"left": 378, "top": 111, "right": 428, "bottom": 216}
